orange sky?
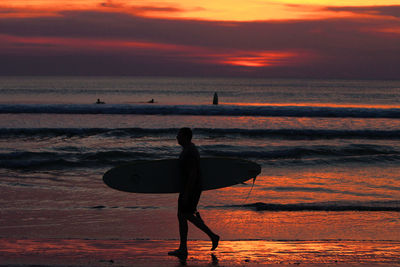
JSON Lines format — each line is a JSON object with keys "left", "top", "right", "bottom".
{"left": 0, "top": 1, "right": 399, "bottom": 77}
{"left": 2, "top": 0, "right": 400, "bottom": 20}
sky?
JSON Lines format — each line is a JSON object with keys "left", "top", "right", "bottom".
{"left": 0, "top": 0, "right": 400, "bottom": 78}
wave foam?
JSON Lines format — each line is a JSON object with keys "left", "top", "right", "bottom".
{"left": 1, "top": 104, "right": 399, "bottom": 118}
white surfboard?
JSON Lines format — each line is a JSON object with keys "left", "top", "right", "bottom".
{"left": 103, "top": 157, "right": 261, "bottom": 193}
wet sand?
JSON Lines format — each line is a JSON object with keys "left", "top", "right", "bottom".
{"left": 1, "top": 238, "right": 400, "bottom": 266}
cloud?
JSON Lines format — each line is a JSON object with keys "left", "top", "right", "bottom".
{"left": 0, "top": 34, "right": 308, "bottom": 70}
{"left": 99, "top": 0, "right": 187, "bottom": 14}
{"left": 0, "top": 10, "right": 399, "bottom": 78}
{"left": 0, "top": 6, "right": 59, "bottom": 18}
{"left": 0, "top": 8, "right": 15, "bottom": 14}
{"left": 131, "top": 6, "right": 185, "bottom": 13}
{"left": 2, "top": 10, "right": 398, "bottom": 51}
{"left": 0, "top": 0, "right": 373, "bottom": 21}
{"left": 325, "top": 5, "right": 400, "bottom": 18}
{"left": 100, "top": 1, "right": 123, "bottom": 8}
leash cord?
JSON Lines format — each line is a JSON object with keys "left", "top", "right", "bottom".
{"left": 242, "top": 176, "right": 256, "bottom": 207}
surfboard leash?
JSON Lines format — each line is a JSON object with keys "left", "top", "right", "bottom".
{"left": 241, "top": 176, "right": 256, "bottom": 207}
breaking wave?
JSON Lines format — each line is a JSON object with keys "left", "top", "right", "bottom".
{"left": 1, "top": 143, "right": 399, "bottom": 169}
{"left": 218, "top": 201, "right": 400, "bottom": 212}
{"left": 1, "top": 104, "right": 400, "bottom": 118}
{"left": 1, "top": 127, "right": 399, "bottom": 140}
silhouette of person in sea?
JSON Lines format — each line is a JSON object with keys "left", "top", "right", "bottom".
{"left": 168, "top": 128, "right": 219, "bottom": 257}
{"left": 96, "top": 98, "right": 105, "bottom": 104}
{"left": 213, "top": 92, "right": 218, "bottom": 105}
{"left": 147, "top": 98, "right": 155, "bottom": 103}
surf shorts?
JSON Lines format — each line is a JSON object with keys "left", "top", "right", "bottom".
{"left": 178, "top": 190, "right": 201, "bottom": 214}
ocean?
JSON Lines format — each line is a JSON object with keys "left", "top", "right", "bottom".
{"left": 1, "top": 76, "right": 400, "bottom": 244}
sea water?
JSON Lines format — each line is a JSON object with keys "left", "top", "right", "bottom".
{"left": 0, "top": 76, "right": 400, "bottom": 241}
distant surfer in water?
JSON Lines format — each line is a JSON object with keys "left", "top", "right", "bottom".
{"left": 168, "top": 127, "right": 220, "bottom": 257}
{"left": 95, "top": 98, "right": 105, "bottom": 104}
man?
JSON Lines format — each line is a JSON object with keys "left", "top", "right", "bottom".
{"left": 168, "top": 128, "right": 219, "bottom": 257}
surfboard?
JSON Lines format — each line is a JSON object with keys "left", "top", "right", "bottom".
{"left": 103, "top": 157, "right": 261, "bottom": 193}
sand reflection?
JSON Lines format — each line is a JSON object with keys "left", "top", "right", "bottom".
{"left": 1, "top": 238, "right": 400, "bottom": 266}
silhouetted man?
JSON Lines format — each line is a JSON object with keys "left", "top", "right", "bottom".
{"left": 168, "top": 128, "right": 219, "bottom": 257}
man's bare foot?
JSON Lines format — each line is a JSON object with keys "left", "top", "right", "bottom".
{"left": 168, "top": 249, "right": 188, "bottom": 257}
{"left": 211, "top": 235, "right": 220, "bottom": 251}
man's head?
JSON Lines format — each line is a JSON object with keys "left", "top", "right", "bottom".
{"left": 177, "top": 127, "right": 192, "bottom": 147}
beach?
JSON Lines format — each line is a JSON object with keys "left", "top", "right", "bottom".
{"left": 2, "top": 238, "right": 400, "bottom": 266}
{"left": 1, "top": 77, "right": 400, "bottom": 266}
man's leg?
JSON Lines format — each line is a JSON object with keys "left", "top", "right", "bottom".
{"left": 178, "top": 211, "right": 188, "bottom": 251}
{"left": 168, "top": 211, "right": 189, "bottom": 256}
{"left": 169, "top": 193, "right": 190, "bottom": 257}
{"left": 185, "top": 212, "right": 219, "bottom": 250}
{"left": 186, "top": 191, "right": 220, "bottom": 250}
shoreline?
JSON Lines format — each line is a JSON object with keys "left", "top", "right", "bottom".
{"left": 1, "top": 238, "right": 400, "bottom": 266}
